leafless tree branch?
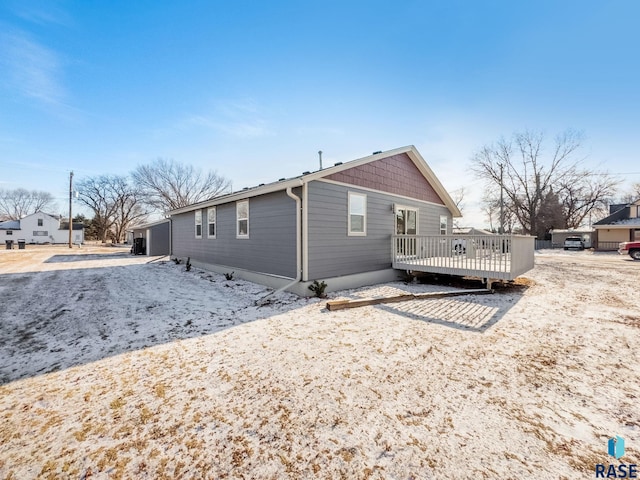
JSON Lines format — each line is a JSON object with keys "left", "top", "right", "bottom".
{"left": 132, "top": 159, "right": 231, "bottom": 213}
{"left": 0, "top": 189, "right": 57, "bottom": 220}
{"left": 471, "top": 129, "right": 619, "bottom": 237}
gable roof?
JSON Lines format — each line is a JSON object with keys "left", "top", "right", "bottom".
{"left": 169, "top": 146, "right": 462, "bottom": 217}
{"left": 0, "top": 219, "right": 21, "bottom": 230}
{"left": 593, "top": 199, "right": 640, "bottom": 228}
{"left": 128, "top": 218, "right": 170, "bottom": 231}
{"left": 20, "top": 211, "right": 62, "bottom": 221}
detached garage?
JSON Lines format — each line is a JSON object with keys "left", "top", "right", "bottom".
{"left": 129, "top": 219, "right": 170, "bottom": 256}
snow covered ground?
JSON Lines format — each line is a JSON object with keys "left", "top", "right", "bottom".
{"left": 0, "top": 246, "right": 638, "bottom": 479}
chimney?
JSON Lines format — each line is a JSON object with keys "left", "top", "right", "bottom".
{"left": 318, "top": 150, "right": 323, "bottom": 170}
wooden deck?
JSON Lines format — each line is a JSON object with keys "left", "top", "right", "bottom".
{"left": 392, "top": 234, "right": 535, "bottom": 281}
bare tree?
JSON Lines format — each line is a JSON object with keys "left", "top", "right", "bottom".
{"left": 110, "top": 177, "right": 148, "bottom": 243}
{"left": 450, "top": 187, "right": 465, "bottom": 212}
{"left": 132, "top": 158, "right": 231, "bottom": 213}
{"left": 472, "top": 130, "right": 618, "bottom": 238}
{"left": 557, "top": 170, "right": 618, "bottom": 228}
{"left": 76, "top": 176, "right": 118, "bottom": 242}
{"left": 449, "top": 187, "right": 466, "bottom": 228}
{"left": 0, "top": 188, "right": 57, "bottom": 220}
{"left": 77, "top": 175, "right": 147, "bottom": 243}
{"left": 481, "top": 189, "right": 517, "bottom": 233}
{"left": 619, "top": 182, "right": 640, "bottom": 203}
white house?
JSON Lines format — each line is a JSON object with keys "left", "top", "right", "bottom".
{"left": 0, "top": 212, "right": 84, "bottom": 245}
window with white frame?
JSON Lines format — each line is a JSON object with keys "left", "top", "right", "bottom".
{"left": 439, "top": 215, "right": 448, "bottom": 235}
{"left": 207, "top": 207, "right": 216, "bottom": 238}
{"left": 236, "top": 200, "right": 249, "bottom": 237}
{"left": 348, "top": 192, "right": 367, "bottom": 236}
{"left": 6, "top": 230, "right": 12, "bottom": 236}
{"left": 195, "top": 210, "right": 202, "bottom": 238}
{"left": 395, "top": 205, "right": 418, "bottom": 235}
{"left": 37, "top": 219, "right": 43, "bottom": 226}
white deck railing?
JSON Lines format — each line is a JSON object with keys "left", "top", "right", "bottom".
{"left": 392, "top": 234, "right": 535, "bottom": 281}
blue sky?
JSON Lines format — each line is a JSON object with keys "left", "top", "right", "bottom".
{"left": 1, "top": 0, "right": 639, "bottom": 226}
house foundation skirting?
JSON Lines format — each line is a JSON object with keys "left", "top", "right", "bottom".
{"left": 184, "top": 259, "right": 295, "bottom": 290}
{"left": 180, "top": 258, "right": 402, "bottom": 296}
{"left": 291, "top": 269, "right": 403, "bottom": 296}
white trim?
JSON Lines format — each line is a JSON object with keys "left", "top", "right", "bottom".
{"left": 130, "top": 218, "right": 170, "bottom": 230}
{"left": 316, "top": 178, "right": 452, "bottom": 210}
{"left": 167, "top": 146, "right": 461, "bottom": 218}
{"left": 169, "top": 179, "right": 304, "bottom": 215}
{"left": 236, "top": 200, "right": 249, "bottom": 238}
{"left": 207, "top": 207, "right": 216, "bottom": 239}
{"left": 348, "top": 191, "right": 367, "bottom": 236}
{"left": 594, "top": 224, "right": 640, "bottom": 230}
{"left": 194, "top": 210, "right": 203, "bottom": 238}
{"left": 439, "top": 215, "right": 448, "bottom": 235}
{"left": 394, "top": 204, "right": 419, "bottom": 235}
{"left": 302, "top": 182, "right": 309, "bottom": 282}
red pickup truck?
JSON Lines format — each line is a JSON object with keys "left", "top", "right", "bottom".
{"left": 618, "top": 241, "right": 640, "bottom": 260}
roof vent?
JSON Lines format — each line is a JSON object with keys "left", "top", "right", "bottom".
{"left": 258, "top": 183, "right": 265, "bottom": 186}
{"left": 242, "top": 187, "right": 249, "bottom": 190}
{"left": 373, "top": 150, "right": 382, "bottom": 155}
{"left": 278, "top": 177, "right": 286, "bottom": 181}
{"left": 334, "top": 162, "right": 343, "bottom": 166}
{"left": 302, "top": 171, "right": 311, "bottom": 175}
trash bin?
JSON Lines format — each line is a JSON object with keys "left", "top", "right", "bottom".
{"left": 17, "top": 239, "right": 26, "bottom": 250}
{"left": 5, "top": 240, "right": 13, "bottom": 249}
{"left": 132, "top": 237, "right": 146, "bottom": 255}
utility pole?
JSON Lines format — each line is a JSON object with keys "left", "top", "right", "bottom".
{"left": 68, "top": 171, "right": 73, "bottom": 248}
{"left": 499, "top": 163, "right": 504, "bottom": 234}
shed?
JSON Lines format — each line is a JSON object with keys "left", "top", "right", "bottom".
{"left": 129, "top": 219, "right": 171, "bottom": 256}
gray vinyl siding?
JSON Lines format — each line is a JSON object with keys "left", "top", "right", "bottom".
{"left": 171, "top": 190, "right": 297, "bottom": 278}
{"left": 131, "top": 222, "right": 170, "bottom": 255}
{"left": 307, "top": 181, "right": 452, "bottom": 279}
{"left": 149, "top": 222, "right": 170, "bottom": 255}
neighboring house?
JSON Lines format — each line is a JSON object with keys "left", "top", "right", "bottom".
{"left": 549, "top": 229, "right": 595, "bottom": 249}
{"left": 0, "top": 212, "right": 84, "bottom": 245}
{"left": 593, "top": 199, "right": 640, "bottom": 250}
{"left": 129, "top": 219, "right": 171, "bottom": 256}
{"left": 169, "top": 146, "right": 462, "bottom": 294}
{"left": 0, "top": 219, "right": 21, "bottom": 245}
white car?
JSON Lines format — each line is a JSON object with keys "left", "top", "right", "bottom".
{"left": 563, "top": 236, "right": 584, "bottom": 250}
